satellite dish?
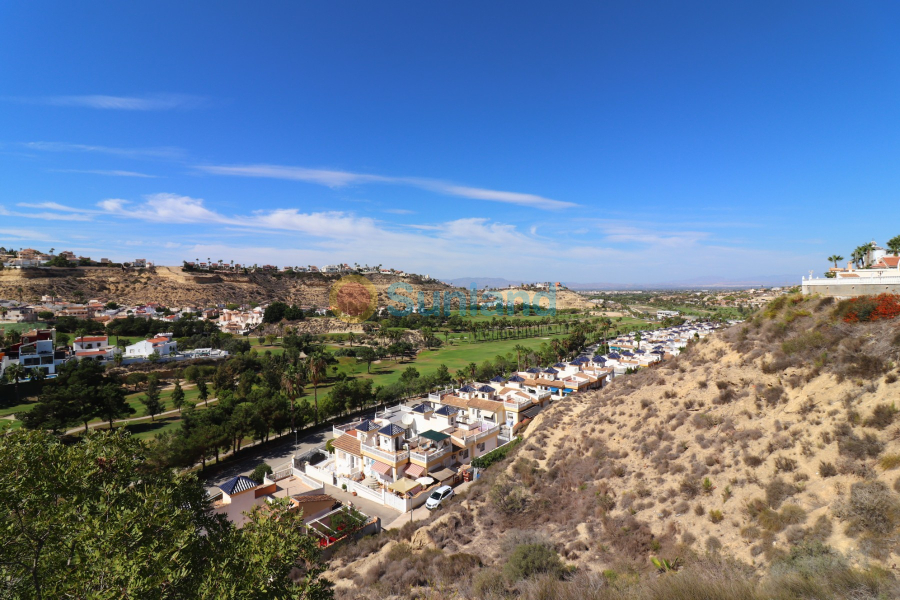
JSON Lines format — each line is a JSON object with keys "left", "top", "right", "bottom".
{"left": 401, "top": 413, "right": 415, "bottom": 426}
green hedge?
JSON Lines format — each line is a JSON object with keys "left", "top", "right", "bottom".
{"left": 471, "top": 436, "right": 522, "bottom": 469}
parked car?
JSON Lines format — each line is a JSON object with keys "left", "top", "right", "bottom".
{"left": 425, "top": 485, "right": 454, "bottom": 510}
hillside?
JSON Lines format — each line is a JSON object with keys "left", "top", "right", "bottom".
{"left": 491, "top": 287, "right": 593, "bottom": 311}
{"left": 0, "top": 266, "right": 455, "bottom": 308}
{"left": 329, "top": 294, "right": 900, "bottom": 599}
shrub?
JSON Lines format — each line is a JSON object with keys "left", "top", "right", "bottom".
{"left": 761, "top": 385, "right": 786, "bottom": 406}
{"left": 864, "top": 403, "right": 898, "bottom": 430}
{"left": 836, "top": 480, "right": 900, "bottom": 537}
{"left": 472, "top": 437, "right": 521, "bottom": 469}
{"left": 819, "top": 461, "right": 838, "bottom": 478}
{"left": 249, "top": 463, "right": 273, "bottom": 484}
{"left": 490, "top": 478, "right": 530, "bottom": 516}
{"left": 880, "top": 454, "right": 900, "bottom": 470}
{"left": 834, "top": 423, "right": 884, "bottom": 460}
{"left": 680, "top": 477, "right": 701, "bottom": 499}
{"left": 837, "top": 294, "right": 900, "bottom": 323}
{"left": 503, "top": 543, "right": 565, "bottom": 582}
{"left": 774, "top": 456, "right": 797, "bottom": 473}
{"left": 765, "top": 477, "right": 799, "bottom": 509}
{"left": 744, "top": 454, "right": 764, "bottom": 468}
{"left": 472, "top": 567, "right": 506, "bottom": 597}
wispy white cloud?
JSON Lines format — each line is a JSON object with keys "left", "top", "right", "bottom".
{"left": 0, "top": 203, "right": 94, "bottom": 222}
{"left": 197, "top": 164, "right": 386, "bottom": 187}
{"left": 6, "top": 93, "right": 205, "bottom": 110}
{"left": 24, "top": 141, "right": 184, "bottom": 160}
{"left": 384, "top": 208, "right": 415, "bottom": 215}
{"left": 0, "top": 227, "right": 54, "bottom": 241}
{"left": 51, "top": 168, "right": 158, "bottom": 178}
{"left": 195, "top": 163, "right": 576, "bottom": 210}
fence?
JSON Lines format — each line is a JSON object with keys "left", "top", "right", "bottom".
{"left": 336, "top": 476, "right": 385, "bottom": 505}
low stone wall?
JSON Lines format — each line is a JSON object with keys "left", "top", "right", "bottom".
{"left": 802, "top": 279, "right": 900, "bottom": 298}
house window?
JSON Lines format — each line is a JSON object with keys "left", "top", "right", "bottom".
{"left": 477, "top": 442, "right": 485, "bottom": 452}
{"left": 460, "top": 449, "right": 469, "bottom": 459}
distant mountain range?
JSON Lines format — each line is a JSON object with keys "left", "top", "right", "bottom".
{"left": 444, "top": 274, "right": 798, "bottom": 290}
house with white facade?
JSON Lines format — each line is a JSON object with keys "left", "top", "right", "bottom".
{"left": 124, "top": 334, "right": 177, "bottom": 359}
{"left": 72, "top": 335, "right": 119, "bottom": 363}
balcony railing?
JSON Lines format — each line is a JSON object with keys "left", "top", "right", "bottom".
{"left": 409, "top": 445, "right": 450, "bottom": 464}
{"left": 473, "top": 424, "right": 500, "bottom": 443}
{"left": 361, "top": 443, "right": 409, "bottom": 463}
{"left": 503, "top": 398, "right": 533, "bottom": 410}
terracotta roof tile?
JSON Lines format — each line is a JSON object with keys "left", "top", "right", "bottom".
{"left": 332, "top": 434, "right": 361, "bottom": 456}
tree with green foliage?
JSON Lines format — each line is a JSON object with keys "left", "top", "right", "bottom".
{"left": 4, "top": 362, "right": 26, "bottom": 402}
{"left": 171, "top": 380, "right": 186, "bottom": 413}
{"left": 888, "top": 235, "right": 900, "bottom": 257}
{"left": 249, "top": 462, "right": 273, "bottom": 484}
{"left": 0, "top": 429, "right": 334, "bottom": 599}
{"left": 197, "top": 379, "right": 209, "bottom": 405}
{"left": 827, "top": 254, "right": 844, "bottom": 268}
{"left": 23, "top": 360, "right": 124, "bottom": 433}
{"left": 141, "top": 375, "right": 164, "bottom": 421}
{"left": 95, "top": 380, "right": 134, "bottom": 430}
{"left": 355, "top": 346, "right": 376, "bottom": 374}
{"left": 307, "top": 353, "right": 328, "bottom": 425}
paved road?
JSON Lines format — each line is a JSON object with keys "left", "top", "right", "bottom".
{"left": 203, "top": 427, "right": 333, "bottom": 495}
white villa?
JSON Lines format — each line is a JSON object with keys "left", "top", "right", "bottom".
{"left": 124, "top": 334, "right": 177, "bottom": 358}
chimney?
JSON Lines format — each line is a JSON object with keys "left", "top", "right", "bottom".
{"left": 847, "top": 260, "right": 854, "bottom": 271}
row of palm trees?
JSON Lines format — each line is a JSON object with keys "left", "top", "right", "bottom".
{"left": 280, "top": 353, "right": 329, "bottom": 437}
{"left": 829, "top": 236, "right": 900, "bottom": 270}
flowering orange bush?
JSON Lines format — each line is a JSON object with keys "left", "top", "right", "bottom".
{"left": 840, "top": 294, "right": 900, "bottom": 323}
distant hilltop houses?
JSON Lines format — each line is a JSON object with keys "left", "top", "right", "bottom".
{"left": 181, "top": 259, "right": 434, "bottom": 280}
{"left": 802, "top": 237, "right": 900, "bottom": 297}
{"left": 0, "top": 247, "right": 150, "bottom": 269}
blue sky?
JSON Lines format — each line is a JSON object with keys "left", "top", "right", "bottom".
{"left": 1, "top": 1, "right": 899, "bottom": 284}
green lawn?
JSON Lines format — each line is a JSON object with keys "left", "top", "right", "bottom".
{"left": 309, "top": 332, "right": 573, "bottom": 390}
{"left": 0, "top": 321, "right": 51, "bottom": 333}
{"left": 0, "top": 399, "right": 38, "bottom": 418}
{"left": 116, "top": 386, "right": 203, "bottom": 420}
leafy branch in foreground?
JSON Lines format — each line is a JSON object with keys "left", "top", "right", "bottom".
{"left": 0, "top": 428, "right": 333, "bottom": 599}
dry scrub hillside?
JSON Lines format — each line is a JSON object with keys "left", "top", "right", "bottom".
{"left": 493, "top": 287, "right": 592, "bottom": 311}
{"left": 329, "top": 294, "right": 900, "bottom": 599}
{"left": 0, "top": 266, "right": 455, "bottom": 308}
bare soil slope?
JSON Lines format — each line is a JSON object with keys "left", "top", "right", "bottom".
{"left": 330, "top": 295, "right": 900, "bottom": 599}
{"left": 0, "top": 267, "right": 455, "bottom": 308}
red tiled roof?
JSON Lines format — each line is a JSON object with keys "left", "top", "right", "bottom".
{"left": 75, "top": 336, "right": 107, "bottom": 343}
{"left": 332, "top": 434, "right": 361, "bottom": 456}
{"left": 439, "top": 395, "right": 470, "bottom": 409}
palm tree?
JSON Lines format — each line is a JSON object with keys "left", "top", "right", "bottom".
{"left": 827, "top": 254, "right": 844, "bottom": 269}
{"left": 514, "top": 344, "right": 527, "bottom": 371}
{"left": 282, "top": 364, "right": 307, "bottom": 441}
{"left": 307, "top": 354, "right": 328, "bottom": 425}
{"left": 887, "top": 235, "right": 900, "bottom": 257}
{"left": 5, "top": 363, "right": 26, "bottom": 402}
